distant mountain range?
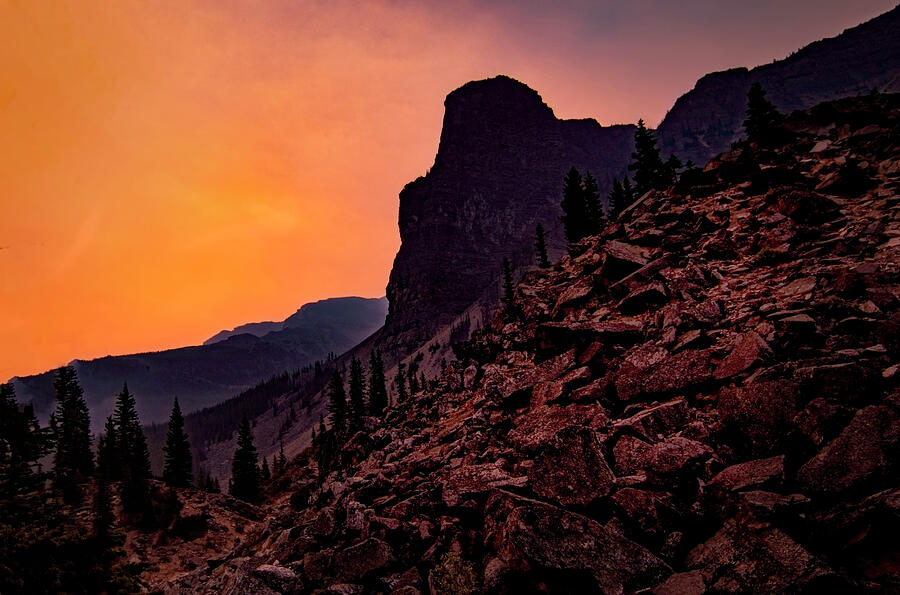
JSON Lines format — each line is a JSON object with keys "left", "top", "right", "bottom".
{"left": 8, "top": 296, "right": 387, "bottom": 430}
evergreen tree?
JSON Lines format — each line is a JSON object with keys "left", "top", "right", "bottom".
{"left": 395, "top": 362, "right": 408, "bottom": 403}
{"left": 112, "top": 383, "right": 151, "bottom": 512}
{"left": 608, "top": 178, "right": 625, "bottom": 221}
{"left": 622, "top": 177, "right": 634, "bottom": 209}
{"left": 560, "top": 167, "right": 588, "bottom": 243}
{"left": 408, "top": 367, "right": 420, "bottom": 394}
{"left": 502, "top": 257, "right": 515, "bottom": 314}
{"left": 230, "top": 415, "right": 259, "bottom": 502}
{"left": 629, "top": 119, "right": 667, "bottom": 196}
{"left": 534, "top": 223, "right": 550, "bottom": 268}
{"left": 162, "top": 398, "right": 193, "bottom": 488}
{"left": 368, "top": 350, "right": 388, "bottom": 416}
{"left": 277, "top": 441, "right": 287, "bottom": 473}
{"left": 348, "top": 356, "right": 366, "bottom": 431}
{"left": 96, "top": 416, "right": 119, "bottom": 481}
{"left": 52, "top": 366, "right": 93, "bottom": 502}
{"left": 260, "top": 457, "right": 271, "bottom": 481}
{"left": 326, "top": 371, "right": 347, "bottom": 436}
{"left": 743, "top": 82, "right": 784, "bottom": 146}
{"left": 664, "top": 154, "right": 683, "bottom": 185}
{"left": 92, "top": 477, "right": 115, "bottom": 543}
{"left": 0, "top": 383, "right": 49, "bottom": 499}
{"left": 318, "top": 415, "right": 326, "bottom": 439}
{"left": 582, "top": 172, "right": 602, "bottom": 234}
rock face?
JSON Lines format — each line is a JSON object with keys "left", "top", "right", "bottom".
{"left": 162, "top": 94, "right": 900, "bottom": 593}
{"left": 384, "top": 76, "right": 636, "bottom": 357}
{"left": 657, "top": 5, "right": 900, "bottom": 166}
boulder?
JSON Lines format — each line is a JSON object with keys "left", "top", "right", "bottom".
{"left": 333, "top": 538, "right": 394, "bottom": 582}
{"left": 616, "top": 349, "right": 714, "bottom": 401}
{"left": 718, "top": 381, "right": 799, "bottom": 456}
{"left": 714, "top": 331, "right": 770, "bottom": 379}
{"left": 528, "top": 427, "right": 615, "bottom": 506}
{"left": 252, "top": 565, "right": 303, "bottom": 594}
{"left": 507, "top": 403, "right": 608, "bottom": 452}
{"left": 618, "top": 283, "right": 668, "bottom": 316}
{"left": 612, "top": 398, "right": 691, "bottom": 441}
{"left": 614, "top": 434, "right": 713, "bottom": 479}
{"left": 709, "top": 455, "right": 785, "bottom": 492}
{"left": 440, "top": 462, "right": 528, "bottom": 507}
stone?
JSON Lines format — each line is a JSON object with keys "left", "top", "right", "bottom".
{"left": 612, "top": 398, "right": 691, "bottom": 441}
{"left": 616, "top": 349, "right": 714, "bottom": 401}
{"left": 714, "top": 331, "right": 770, "bottom": 379}
{"left": 614, "top": 434, "right": 713, "bottom": 478}
{"left": 600, "top": 240, "right": 652, "bottom": 282}
{"left": 618, "top": 283, "right": 668, "bottom": 315}
{"left": 440, "top": 462, "right": 528, "bottom": 506}
{"left": 312, "top": 507, "right": 338, "bottom": 537}
{"left": 718, "top": 381, "right": 799, "bottom": 456}
{"left": 333, "top": 538, "right": 394, "bottom": 582}
{"left": 709, "top": 455, "right": 784, "bottom": 492}
{"left": 507, "top": 403, "right": 608, "bottom": 452}
{"left": 797, "top": 397, "right": 900, "bottom": 495}
{"left": 528, "top": 427, "right": 615, "bottom": 506}
{"left": 652, "top": 571, "right": 706, "bottom": 595}
{"left": 536, "top": 320, "right": 645, "bottom": 353}
{"left": 484, "top": 493, "right": 670, "bottom": 593}
{"left": 252, "top": 565, "right": 303, "bottom": 594}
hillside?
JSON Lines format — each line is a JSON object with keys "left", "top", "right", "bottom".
{"left": 657, "top": 4, "right": 900, "bottom": 166}
{"left": 9, "top": 296, "right": 387, "bottom": 430}
{"left": 155, "top": 94, "right": 900, "bottom": 593}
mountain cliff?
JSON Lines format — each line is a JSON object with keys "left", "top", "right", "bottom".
{"left": 9, "top": 296, "right": 387, "bottom": 430}
{"left": 384, "top": 76, "right": 636, "bottom": 358}
{"left": 154, "top": 93, "right": 900, "bottom": 593}
{"left": 657, "top": 5, "right": 900, "bottom": 166}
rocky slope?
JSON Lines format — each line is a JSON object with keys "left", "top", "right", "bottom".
{"left": 9, "top": 296, "right": 387, "bottom": 430}
{"left": 657, "top": 4, "right": 900, "bottom": 167}
{"left": 156, "top": 94, "right": 900, "bottom": 593}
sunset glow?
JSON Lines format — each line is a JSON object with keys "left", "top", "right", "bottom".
{"left": 1, "top": 0, "right": 894, "bottom": 380}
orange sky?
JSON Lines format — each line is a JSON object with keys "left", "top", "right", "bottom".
{"left": 1, "top": 0, "right": 895, "bottom": 380}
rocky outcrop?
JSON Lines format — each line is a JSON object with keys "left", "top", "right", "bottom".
{"left": 657, "top": 5, "right": 900, "bottom": 166}
{"left": 384, "top": 76, "right": 636, "bottom": 358}
{"left": 163, "top": 94, "right": 900, "bottom": 593}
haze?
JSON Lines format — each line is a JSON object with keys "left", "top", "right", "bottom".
{"left": 1, "top": 0, "right": 895, "bottom": 380}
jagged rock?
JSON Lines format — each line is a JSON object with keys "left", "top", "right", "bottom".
{"left": 714, "top": 331, "right": 770, "bottom": 379}
{"left": 618, "top": 283, "right": 668, "bottom": 315}
{"left": 333, "top": 538, "right": 395, "bottom": 582}
{"left": 797, "top": 395, "right": 900, "bottom": 495}
{"left": 616, "top": 349, "right": 714, "bottom": 401}
{"left": 652, "top": 571, "right": 707, "bottom": 595}
{"left": 612, "top": 398, "right": 691, "bottom": 441}
{"left": 614, "top": 434, "right": 713, "bottom": 479}
{"left": 686, "top": 514, "right": 841, "bottom": 593}
{"left": 507, "top": 403, "right": 607, "bottom": 452}
{"left": 536, "top": 320, "right": 645, "bottom": 353}
{"left": 718, "top": 381, "right": 799, "bottom": 456}
{"left": 440, "top": 462, "right": 528, "bottom": 506}
{"left": 709, "top": 455, "right": 785, "bottom": 492}
{"left": 484, "top": 493, "right": 671, "bottom": 592}
{"left": 528, "top": 427, "right": 614, "bottom": 506}
{"left": 252, "top": 565, "right": 303, "bottom": 594}
{"left": 599, "top": 241, "right": 652, "bottom": 282}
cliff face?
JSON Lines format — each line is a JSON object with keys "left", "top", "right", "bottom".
{"left": 160, "top": 94, "right": 900, "bottom": 594}
{"left": 384, "top": 76, "right": 635, "bottom": 356}
{"left": 657, "top": 5, "right": 900, "bottom": 166}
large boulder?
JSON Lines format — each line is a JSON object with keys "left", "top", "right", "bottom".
{"left": 528, "top": 427, "right": 615, "bottom": 506}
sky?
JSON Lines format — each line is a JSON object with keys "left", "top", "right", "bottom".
{"left": 1, "top": 0, "right": 896, "bottom": 380}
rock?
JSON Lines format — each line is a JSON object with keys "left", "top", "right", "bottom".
{"left": 440, "top": 462, "right": 528, "bottom": 506}
{"left": 616, "top": 349, "right": 714, "bottom": 401}
{"left": 652, "top": 570, "right": 706, "bottom": 595}
{"left": 713, "top": 331, "right": 770, "bottom": 379}
{"left": 528, "top": 427, "right": 615, "bottom": 506}
{"left": 507, "top": 403, "right": 608, "bottom": 452}
{"left": 552, "top": 281, "right": 594, "bottom": 317}
{"left": 312, "top": 507, "right": 338, "bottom": 537}
{"left": 686, "top": 514, "right": 840, "bottom": 593}
{"left": 611, "top": 488, "right": 681, "bottom": 543}
{"left": 618, "top": 283, "right": 668, "bottom": 315}
{"left": 709, "top": 455, "right": 784, "bottom": 492}
{"left": 333, "top": 538, "right": 394, "bottom": 582}
{"left": 612, "top": 398, "right": 691, "bottom": 441}
{"left": 252, "top": 565, "right": 303, "bottom": 594}
{"left": 536, "top": 320, "right": 645, "bottom": 353}
{"left": 599, "top": 241, "right": 652, "bottom": 282}
{"left": 484, "top": 493, "right": 671, "bottom": 592}
{"left": 718, "top": 381, "right": 799, "bottom": 456}
{"left": 797, "top": 396, "right": 900, "bottom": 495}
{"left": 614, "top": 434, "right": 713, "bottom": 478}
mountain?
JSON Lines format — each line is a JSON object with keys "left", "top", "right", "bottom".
{"left": 153, "top": 93, "right": 900, "bottom": 593}
{"left": 384, "top": 75, "right": 636, "bottom": 358}
{"left": 657, "top": 5, "right": 900, "bottom": 166}
{"left": 204, "top": 296, "right": 388, "bottom": 346}
{"left": 9, "top": 296, "right": 387, "bottom": 430}
{"left": 157, "top": 6, "right": 900, "bottom": 483}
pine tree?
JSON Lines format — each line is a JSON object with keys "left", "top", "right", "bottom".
{"left": 327, "top": 371, "right": 347, "bottom": 436}
{"left": 368, "top": 350, "right": 388, "bottom": 416}
{"left": 348, "top": 356, "right": 366, "bottom": 431}
{"left": 582, "top": 172, "right": 602, "bottom": 234}
{"left": 664, "top": 154, "right": 682, "bottom": 185}
{"left": 743, "top": 82, "right": 783, "bottom": 146}
{"left": 260, "top": 457, "right": 271, "bottom": 481}
{"left": 629, "top": 119, "right": 667, "bottom": 196}
{"left": 52, "top": 366, "right": 93, "bottom": 501}
{"left": 622, "top": 177, "right": 634, "bottom": 209}
{"left": 162, "top": 398, "right": 193, "bottom": 488}
{"left": 534, "top": 223, "right": 550, "bottom": 268}
{"left": 408, "top": 367, "right": 420, "bottom": 394}
{"left": 608, "top": 178, "right": 624, "bottom": 221}
{"left": 96, "top": 416, "right": 119, "bottom": 481}
{"left": 277, "top": 441, "right": 287, "bottom": 473}
{"left": 501, "top": 257, "right": 516, "bottom": 315}
{"left": 560, "top": 167, "right": 588, "bottom": 243}
{"left": 0, "top": 383, "right": 49, "bottom": 499}
{"left": 230, "top": 415, "right": 259, "bottom": 502}
{"left": 92, "top": 477, "right": 115, "bottom": 543}
{"left": 112, "top": 383, "right": 151, "bottom": 512}
{"left": 318, "top": 415, "right": 326, "bottom": 438}
{"left": 395, "top": 362, "right": 408, "bottom": 403}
